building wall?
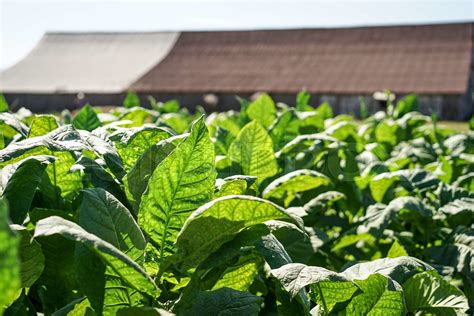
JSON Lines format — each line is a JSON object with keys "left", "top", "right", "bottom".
{"left": 4, "top": 91, "right": 468, "bottom": 120}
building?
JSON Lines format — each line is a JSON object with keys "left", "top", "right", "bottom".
{"left": 1, "top": 23, "right": 473, "bottom": 119}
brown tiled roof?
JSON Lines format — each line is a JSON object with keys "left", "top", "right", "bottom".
{"left": 132, "top": 23, "right": 472, "bottom": 95}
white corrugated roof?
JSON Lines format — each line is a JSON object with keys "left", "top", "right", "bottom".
{"left": 0, "top": 32, "right": 180, "bottom": 93}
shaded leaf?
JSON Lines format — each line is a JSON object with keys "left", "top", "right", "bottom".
{"left": 403, "top": 270, "right": 469, "bottom": 315}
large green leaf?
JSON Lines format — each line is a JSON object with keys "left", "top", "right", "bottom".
{"left": 176, "top": 195, "right": 302, "bottom": 268}
{"left": 1, "top": 155, "right": 55, "bottom": 224}
{"left": 269, "top": 109, "right": 300, "bottom": 148}
{"left": 212, "top": 253, "right": 263, "bottom": 292}
{"left": 424, "top": 228, "right": 473, "bottom": 278}
{"left": 72, "top": 104, "right": 101, "bottom": 132}
{"left": 10, "top": 225, "right": 45, "bottom": 287}
{"left": 0, "top": 94, "right": 9, "bottom": 112}
{"left": 78, "top": 130, "right": 125, "bottom": 179}
{"left": 387, "top": 240, "right": 409, "bottom": 258}
{"left": 246, "top": 93, "right": 277, "bottom": 128}
{"left": 76, "top": 188, "right": 146, "bottom": 314}
{"left": 357, "top": 197, "right": 433, "bottom": 236}
{"left": 33, "top": 216, "right": 158, "bottom": 297}
{"left": 0, "top": 112, "right": 29, "bottom": 139}
{"left": 345, "top": 273, "right": 405, "bottom": 315}
{"left": 125, "top": 134, "right": 184, "bottom": 212}
{"left": 342, "top": 257, "right": 433, "bottom": 285}
{"left": 262, "top": 169, "right": 331, "bottom": 206}
{"left": 138, "top": 117, "right": 216, "bottom": 262}
{"left": 403, "top": 270, "right": 469, "bottom": 315}
{"left": 111, "top": 125, "right": 173, "bottom": 172}
{"left": 78, "top": 188, "right": 145, "bottom": 262}
{"left": 182, "top": 287, "right": 264, "bottom": 316}
{"left": 270, "top": 263, "right": 353, "bottom": 298}
{"left": 72, "top": 156, "right": 129, "bottom": 207}
{"left": 0, "top": 126, "right": 85, "bottom": 204}
{"left": 228, "top": 120, "right": 278, "bottom": 184}
{"left": 271, "top": 262, "right": 358, "bottom": 314}
{"left": 0, "top": 199, "right": 21, "bottom": 313}
{"left": 439, "top": 198, "right": 474, "bottom": 224}
{"left": 118, "top": 108, "right": 157, "bottom": 128}
{"left": 32, "top": 211, "right": 79, "bottom": 313}
{"left": 214, "top": 175, "right": 257, "bottom": 198}
{"left": 28, "top": 115, "right": 59, "bottom": 137}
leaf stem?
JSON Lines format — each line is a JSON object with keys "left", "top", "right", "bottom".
{"left": 316, "top": 283, "right": 328, "bottom": 315}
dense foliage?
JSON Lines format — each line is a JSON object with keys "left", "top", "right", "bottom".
{"left": 0, "top": 92, "right": 473, "bottom": 315}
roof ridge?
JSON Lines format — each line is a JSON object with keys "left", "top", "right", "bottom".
{"left": 44, "top": 21, "right": 473, "bottom": 35}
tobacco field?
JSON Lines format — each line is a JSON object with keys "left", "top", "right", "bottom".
{"left": 0, "top": 92, "right": 473, "bottom": 315}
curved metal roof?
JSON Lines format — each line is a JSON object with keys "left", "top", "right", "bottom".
{"left": 0, "top": 32, "right": 179, "bottom": 93}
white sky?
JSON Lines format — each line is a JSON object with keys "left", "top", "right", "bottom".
{"left": 0, "top": 0, "right": 473, "bottom": 70}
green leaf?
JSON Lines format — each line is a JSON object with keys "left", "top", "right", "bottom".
{"left": 0, "top": 94, "right": 9, "bottom": 112}
{"left": 0, "top": 199, "right": 21, "bottom": 313}
{"left": 387, "top": 240, "right": 409, "bottom": 258}
{"left": 271, "top": 262, "right": 358, "bottom": 314}
{"left": 176, "top": 195, "right": 301, "bottom": 268}
{"left": 369, "top": 172, "right": 399, "bottom": 203}
{"left": 117, "top": 307, "right": 173, "bottom": 316}
{"left": 212, "top": 253, "right": 263, "bottom": 292}
{"left": 214, "top": 175, "right": 256, "bottom": 198}
{"left": 0, "top": 126, "right": 86, "bottom": 204}
{"left": 27, "top": 207, "right": 78, "bottom": 313}
{"left": 123, "top": 91, "right": 141, "bottom": 108}
{"left": 424, "top": 228, "right": 473, "bottom": 278}
{"left": 342, "top": 257, "right": 433, "bottom": 285}
{"left": 138, "top": 117, "right": 216, "bottom": 262}
{"left": 34, "top": 216, "right": 158, "bottom": 297}
{"left": 262, "top": 169, "right": 331, "bottom": 206}
{"left": 393, "top": 94, "right": 418, "bottom": 119}
{"left": 269, "top": 109, "right": 300, "bottom": 149}
{"left": 332, "top": 233, "right": 376, "bottom": 251}
{"left": 315, "top": 102, "right": 333, "bottom": 120}
{"left": 214, "top": 127, "right": 235, "bottom": 155}
{"left": 375, "top": 120, "right": 400, "bottom": 146}
{"left": 0, "top": 112, "right": 29, "bottom": 139}
{"left": 118, "top": 108, "right": 156, "bottom": 127}
{"left": 159, "top": 99, "right": 181, "bottom": 113}
{"left": 345, "top": 274, "right": 405, "bottom": 316}
{"left": 403, "top": 270, "right": 469, "bottom": 315}
{"left": 72, "top": 104, "right": 101, "bottom": 132}
{"left": 1, "top": 155, "right": 55, "bottom": 224}
{"left": 125, "top": 134, "right": 184, "bottom": 212}
{"left": 28, "top": 115, "right": 59, "bottom": 137}
{"left": 78, "top": 129, "right": 125, "bottom": 180}
{"left": 78, "top": 188, "right": 145, "bottom": 262}
{"left": 52, "top": 297, "right": 93, "bottom": 316}
{"left": 76, "top": 188, "right": 147, "bottom": 314}
{"left": 296, "top": 90, "right": 313, "bottom": 111}
{"left": 11, "top": 225, "right": 45, "bottom": 287}
{"left": 357, "top": 197, "right": 433, "bottom": 236}
{"left": 439, "top": 198, "right": 474, "bottom": 223}
{"left": 246, "top": 93, "right": 277, "bottom": 128}
{"left": 182, "top": 287, "right": 263, "bottom": 316}
{"left": 270, "top": 263, "right": 353, "bottom": 298}
{"left": 72, "top": 156, "right": 129, "bottom": 207}
{"left": 228, "top": 120, "right": 278, "bottom": 185}
{"left": 111, "top": 126, "right": 173, "bottom": 172}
